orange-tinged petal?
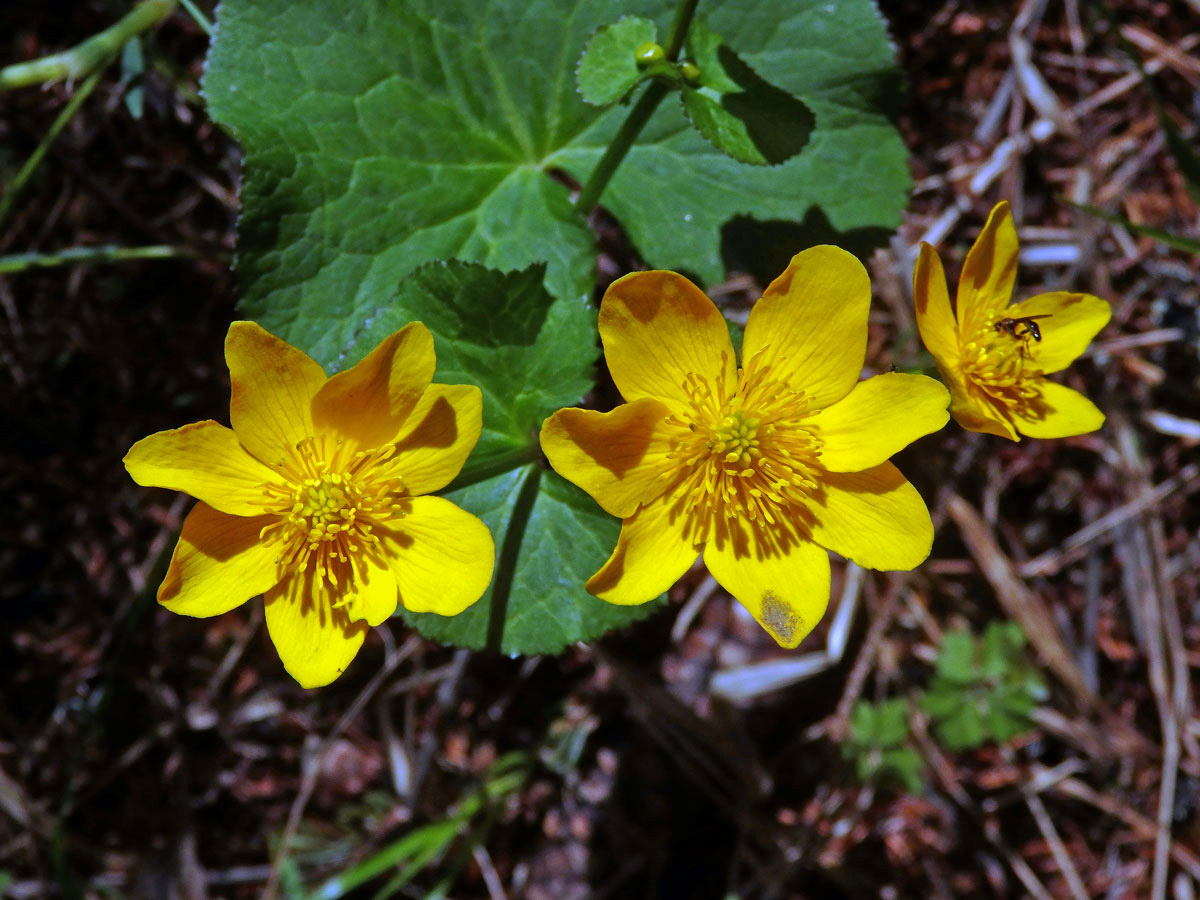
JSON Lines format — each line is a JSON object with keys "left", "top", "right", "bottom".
{"left": 1013, "top": 380, "right": 1105, "bottom": 438}
{"left": 125, "top": 420, "right": 286, "bottom": 516}
{"left": 158, "top": 502, "right": 283, "bottom": 617}
{"left": 958, "top": 202, "right": 1019, "bottom": 337}
{"left": 813, "top": 374, "right": 949, "bottom": 472}
{"left": 226, "top": 320, "right": 327, "bottom": 467}
{"left": 599, "top": 270, "right": 736, "bottom": 412}
{"left": 311, "top": 323, "right": 435, "bottom": 451}
{"left": 390, "top": 383, "right": 483, "bottom": 496}
{"left": 378, "top": 496, "right": 494, "bottom": 615}
{"left": 940, "top": 367, "right": 1019, "bottom": 440}
{"left": 540, "top": 399, "right": 675, "bottom": 518}
{"left": 913, "top": 242, "right": 960, "bottom": 364}
{"left": 703, "top": 534, "right": 829, "bottom": 648}
{"left": 345, "top": 549, "right": 400, "bottom": 627}
{"left": 807, "top": 463, "right": 933, "bottom": 570}
{"left": 743, "top": 245, "right": 870, "bottom": 408}
{"left": 264, "top": 568, "right": 369, "bottom": 688}
{"left": 586, "top": 491, "right": 699, "bottom": 605}
{"left": 1007, "top": 291, "right": 1111, "bottom": 374}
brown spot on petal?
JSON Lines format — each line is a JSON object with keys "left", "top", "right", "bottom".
{"left": 760, "top": 591, "right": 802, "bottom": 645}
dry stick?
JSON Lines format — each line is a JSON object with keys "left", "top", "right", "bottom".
{"left": 263, "top": 631, "right": 416, "bottom": 900}
{"left": 825, "top": 575, "right": 903, "bottom": 741}
{"left": 1018, "top": 462, "right": 1200, "bottom": 577}
{"left": 946, "top": 493, "right": 1095, "bottom": 704}
{"left": 909, "top": 706, "right": 1055, "bottom": 900}
{"left": 915, "top": 32, "right": 1200, "bottom": 250}
{"left": 1112, "top": 419, "right": 1189, "bottom": 900}
{"left": 945, "top": 493, "right": 1155, "bottom": 758}
{"left": 1024, "top": 792, "right": 1090, "bottom": 900}
{"left": 1053, "top": 776, "right": 1200, "bottom": 882}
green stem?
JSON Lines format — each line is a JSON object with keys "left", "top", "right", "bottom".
{"left": 0, "top": 0, "right": 178, "bottom": 91}
{"left": 0, "top": 244, "right": 197, "bottom": 274}
{"left": 663, "top": 0, "right": 702, "bottom": 60}
{"left": 573, "top": 0, "right": 702, "bottom": 213}
{"left": 0, "top": 71, "right": 103, "bottom": 229}
{"left": 177, "top": 0, "right": 213, "bottom": 37}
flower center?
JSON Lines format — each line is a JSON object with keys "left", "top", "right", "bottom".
{"left": 960, "top": 323, "right": 1043, "bottom": 410}
{"left": 665, "top": 352, "right": 822, "bottom": 543}
{"left": 256, "top": 436, "right": 407, "bottom": 597}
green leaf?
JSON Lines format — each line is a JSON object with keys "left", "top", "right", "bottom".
{"left": 205, "top": 0, "right": 908, "bottom": 361}
{"left": 204, "top": 0, "right": 604, "bottom": 362}
{"left": 935, "top": 630, "right": 977, "bottom": 683}
{"left": 551, "top": 0, "right": 910, "bottom": 283}
{"left": 880, "top": 747, "right": 924, "bottom": 793}
{"left": 983, "top": 703, "right": 1031, "bottom": 745}
{"left": 680, "top": 20, "right": 814, "bottom": 165}
{"left": 934, "top": 701, "right": 985, "bottom": 751}
{"left": 848, "top": 700, "right": 880, "bottom": 745}
{"left": 980, "top": 621, "right": 1023, "bottom": 679}
{"left": 339, "top": 262, "right": 664, "bottom": 655}
{"left": 577, "top": 16, "right": 657, "bottom": 106}
{"left": 917, "top": 684, "right": 962, "bottom": 719}
{"left": 874, "top": 697, "right": 910, "bottom": 747}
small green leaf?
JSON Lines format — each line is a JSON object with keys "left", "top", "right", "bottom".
{"left": 120, "top": 38, "right": 144, "bottom": 120}
{"left": 875, "top": 697, "right": 910, "bottom": 747}
{"left": 984, "top": 703, "right": 1031, "bottom": 744}
{"left": 340, "top": 262, "right": 663, "bottom": 655}
{"left": 577, "top": 17, "right": 658, "bottom": 107}
{"left": 935, "top": 630, "right": 977, "bottom": 683}
{"left": 680, "top": 20, "right": 814, "bottom": 165}
{"left": 918, "top": 685, "right": 962, "bottom": 719}
{"left": 849, "top": 700, "right": 880, "bottom": 744}
{"left": 880, "top": 747, "right": 924, "bottom": 793}
{"left": 935, "top": 701, "right": 985, "bottom": 751}
{"left": 980, "top": 621, "right": 1023, "bottom": 679}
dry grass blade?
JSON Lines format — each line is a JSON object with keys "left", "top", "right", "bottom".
{"left": 945, "top": 493, "right": 1097, "bottom": 707}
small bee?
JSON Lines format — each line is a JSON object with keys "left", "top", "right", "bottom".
{"left": 994, "top": 314, "right": 1052, "bottom": 343}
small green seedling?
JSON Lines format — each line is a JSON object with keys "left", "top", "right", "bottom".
{"left": 919, "top": 622, "right": 1048, "bottom": 752}
{"left": 844, "top": 697, "right": 924, "bottom": 793}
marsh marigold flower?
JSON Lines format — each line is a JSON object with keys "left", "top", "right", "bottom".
{"left": 914, "top": 201, "right": 1111, "bottom": 440}
{"left": 125, "top": 322, "right": 495, "bottom": 687}
{"left": 539, "top": 248, "right": 950, "bottom": 648}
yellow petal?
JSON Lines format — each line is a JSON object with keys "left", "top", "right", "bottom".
{"left": 742, "top": 245, "right": 870, "bottom": 408}
{"left": 345, "top": 549, "right": 400, "bottom": 627}
{"left": 158, "top": 502, "right": 283, "bottom": 617}
{"left": 378, "top": 496, "right": 494, "bottom": 615}
{"left": 539, "top": 399, "right": 675, "bottom": 518}
{"left": 263, "top": 568, "right": 369, "bottom": 688}
{"left": 1013, "top": 380, "right": 1105, "bottom": 438}
{"left": 814, "top": 374, "right": 949, "bottom": 472}
{"left": 1007, "top": 291, "right": 1111, "bottom": 374}
{"left": 913, "top": 242, "right": 961, "bottom": 364}
{"left": 807, "top": 463, "right": 933, "bottom": 570}
{"left": 941, "top": 372, "right": 1019, "bottom": 440}
{"left": 958, "top": 201, "right": 1019, "bottom": 338}
{"left": 311, "top": 323, "right": 435, "bottom": 451}
{"left": 586, "top": 491, "right": 699, "bottom": 605}
{"left": 599, "top": 270, "right": 736, "bottom": 413}
{"left": 702, "top": 533, "right": 829, "bottom": 648}
{"left": 125, "top": 420, "right": 286, "bottom": 516}
{"left": 226, "top": 320, "right": 327, "bottom": 467}
{"left": 389, "top": 383, "right": 483, "bottom": 495}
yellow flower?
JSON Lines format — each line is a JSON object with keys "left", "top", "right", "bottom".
{"left": 914, "top": 201, "right": 1111, "bottom": 440}
{"left": 539, "top": 248, "right": 950, "bottom": 648}
{"left": 125, "top": 321, "right": 495, "bottom": 687}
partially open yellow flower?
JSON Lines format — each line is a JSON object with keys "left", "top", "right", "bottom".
{"left": 914, "top": 201, "right": 1111, "bottom": 440}
{"left": 125, "top": 322, "right": 494, "bottom": 687}
{"left": 539, "top": 248, "right": 950, "bottom": 648}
